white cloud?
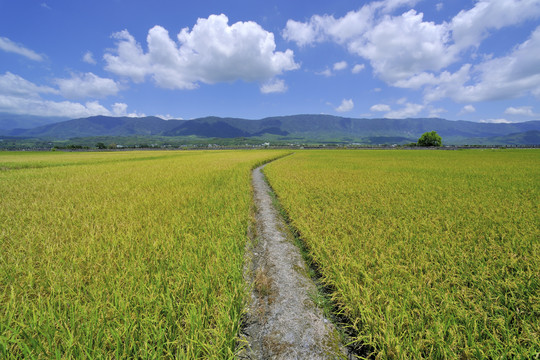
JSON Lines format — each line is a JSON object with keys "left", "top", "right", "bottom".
{"left": 0, "top": 94, "right": 114, "bottom": 118}
{"left": 504, "top": 106, "right": 536, "bottom": 117}
{"left": 283, "top": 0, "right": 540, "bottom": 100}
{"left": 112, "top": 102, "right": 128, "bottom": 116}
{"left": 0, "top": 72, "right": 129, "bottom": 118}
{"left": 55, "top": 73, "right": 120, "bottom": 99}
{"left": 385, "top": 102, "right": 424, "bottom": 118}
{"left": 335, "top": 98, "right": 354, "bottom": 112}
{"left": 260, "top": 78, "right": 287, "bottom": 93}
{"left": 352, "top": 64, "right": 365, "bottom": 73}
{"left": 428, "top": 107, "right": 446, "bottom": 117}
{"left": 333, "top": 61, "right": 348, "bottom": 71}
{"left": 83, "top": 51, "right": 96, "bottom": 64}
{"left": 450, "top": 0, "right": 540, "bottom": 52}
{"left": 0, "top": 36, "right": 44, "bottom": 61}
{"left": 353, "top": 10, "right": 454, "bottom": 84}
{"left": 317, "top": 68, "right": 333, "bottom": 77}
{"left": 283, "top": 0, "right": 420, "bottom": 46}
{"left": 460, "top": 104, "right": 476, "bottom": 114}
{"left": 105, "top": 14, "right": 299, "bottom": 91}
{"left": 436, "top": 3, "right": 444, "bottom": 11}
{"left": 479, "top": 118, "right": 511, "bottom": 123}
{"left": 0, "top": 72, "right": 58, "bottom": 98}
{"left": 370, "top": 103, "right": 391, "bottom": 112}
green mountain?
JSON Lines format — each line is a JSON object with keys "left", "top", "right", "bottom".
{"left": 2, "top": 114, "right": 540, "bottom": 145}
{"left": 0, "top": 113, "right": 66, "bottom": 130}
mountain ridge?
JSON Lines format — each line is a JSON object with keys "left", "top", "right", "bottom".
{"left": 1, "top": 114, "right": 540, "bottom": 145}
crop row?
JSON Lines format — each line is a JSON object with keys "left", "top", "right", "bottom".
{"left": 0, "top": 150, "right": 285, "bottom": 358}
{"left": 264, "top": 149, "right": 539, "bottom": 359}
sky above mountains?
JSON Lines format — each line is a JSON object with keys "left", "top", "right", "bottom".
{"left": 0, "top": 0, "right": 539, "bottom": 122}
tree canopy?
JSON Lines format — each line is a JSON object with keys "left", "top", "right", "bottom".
{"left": 418, "top": 131, "right": 442, "bottom": 147}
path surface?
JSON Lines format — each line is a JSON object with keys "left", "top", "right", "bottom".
{"left": 239, "top": 164, "right": 346, "bottom": 359}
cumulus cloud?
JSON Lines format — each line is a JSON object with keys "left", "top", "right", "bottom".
{"left": 352, "top": 64, "right": 365, "bottom": 73}
{"left": 450, "top": 0, "right": 540, "bottom": 52}
{"left": 55, "top": 73, "right": 120, "bottom": 99}
{"left": 104, "top": 14, "right": 299, "bottom": 92}
{"left": 83, "top": 51, "right": 97, "bottom": 64}
{"left": 504, "top": 106, "right": 536, "bottom": 117}
{"left": 333, "top": 61, "right": 348, "bottom": 71}
{"left": 370, "top": 103, "right": 391, "bottom": 112}
{"left": 335, "top": 98, "right": 354, "bottom": 112}
{"left": 0, "top": 72, "right": 131, "bottom": 118}
{"left": 0, "top": 72, "right": 58, "bottom": 97}
{"left": 460, "top": 104, "right": 476, "bottom": 114}
{"left": 385, "top": 102, "right": 424, "bottom": 118}
{"left": 0, "top": 36, "right": 44, "bottom": 61}
{"left": 283, "top": 0, "right": 540, "bottom": 102}
{"left": 260, "top": 78, "right": 287, "bottom": 93}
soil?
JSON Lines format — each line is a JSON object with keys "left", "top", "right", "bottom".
{"left": 238, "top": 164, "right": 347, "bottom": 359}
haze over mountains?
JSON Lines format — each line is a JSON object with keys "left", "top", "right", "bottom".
{"left": 1, "top": 114, "right": 540, "bottom": 145}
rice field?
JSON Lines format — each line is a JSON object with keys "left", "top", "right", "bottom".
{"left": 264, "top": 149, "right": 539, "bottom": 359}
{"left": 0, "top": 150, "right": 286, "bottom": 358}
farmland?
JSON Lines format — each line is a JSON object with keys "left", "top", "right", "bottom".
{"left": 0, "top": 150, "right": 286, "bottom": 358}
{"left": 264, "top": 149, "right": 539, "bottom": 359}
{"left": 1, "top": 148, "right": 538, "bottom": 359}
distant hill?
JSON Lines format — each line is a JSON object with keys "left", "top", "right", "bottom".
{"left": 2, "top": 114, "right": 540, "bottom": 145}
{"left": 0, "top": 113, "right": 66, "bottom": 130}
{"left": 5, "top": 116, "right": 184, "bottom": 138}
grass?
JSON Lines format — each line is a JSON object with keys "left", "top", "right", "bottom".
{"left": 264, "top": 149, "right": 540, "bottom": 359}
{"left": 0, "top": 149, "right": 287, "bottom": 358}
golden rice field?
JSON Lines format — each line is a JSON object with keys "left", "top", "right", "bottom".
{"left": 264, "top": 149, "right": 539, "bottom": 359}
{"left": 0, "top": 150, "right": 286, "bottom": 358}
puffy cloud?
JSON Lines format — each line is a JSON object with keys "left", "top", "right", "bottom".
{"left": 385, "top": 102, "right": 424, "bottom": 118}
{"left": 283, "top": 0, "right": 419, "bottom": 46}
{"left": 450, "top": 0, "right": 540, "bottom": 51}
{"left": 352, "top": 10, "right": 454, "bottom": 83}
{"left": 370, "top": 104, "right": 391, "bottom": 112}
{"left": 460, "top": 105, "right": 476, "bottom": 114}
{"left": 104, "top": 14, "right": 299, "bottom": 92}
{"left": 456, "top": 26, "right": 540, "bottom": 102}
{"left": 335, "top": 98, "right": 354, "bottom": 112}
{"left": 317, "top": 68, "right": 333, "bottom": 77}
{"left": 55, "top": 73, "right": 120, "bottom": 99}
{"left": 260, "top": 78, "right": 287, "bottom": 93}
{"left": 504, "top": 106, "right": 536, "bottom": 117}
{"left": 0, "top": 94, "right": 113, "bottom": 118}
{"left": 283, "top": 0, "right": 540, "bottom": 100}
{"left": 83, "top": 51, "right": 96, "bottom": 64}
{"left": 0, "top": 72, "right": 130, "bottom": 118}
{"left": 352, "top": 64, "right": 365, "bottom": 73}
{"left": 104, "top": 30, "right": 151, "bottom": 83}
{"left": 0, "top": 72, "right": 58, "bottom": 98}
{"left": 333, "top": 61, "right": 348, "bottom": 71}
{"left": 0, "top": 36, "right": 44, "bottom": 61}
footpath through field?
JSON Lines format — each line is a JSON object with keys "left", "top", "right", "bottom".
{"left": 239, "top": 163, "right": 346, "bottom": 359}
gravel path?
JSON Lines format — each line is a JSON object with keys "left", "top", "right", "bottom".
{"left": 238, "top": 164, "right": 346, "bottom": 359}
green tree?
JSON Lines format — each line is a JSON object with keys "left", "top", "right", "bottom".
{"left": 95, "top": 142, "right": 106, "bottom": 149}
{"left": 417, "top": 131, "right": 442, "bottom": 147}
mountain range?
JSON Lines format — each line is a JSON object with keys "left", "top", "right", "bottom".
{"left": 1, "top": 114, "right": 540, "bottom": 145}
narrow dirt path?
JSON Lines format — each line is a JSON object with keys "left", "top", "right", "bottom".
{"left": 239, "top": 164, "right": 346, "bottom": 359}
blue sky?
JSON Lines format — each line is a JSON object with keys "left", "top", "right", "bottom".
{"left": 0, "top": 0, "right": 539, "bottom": 122}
